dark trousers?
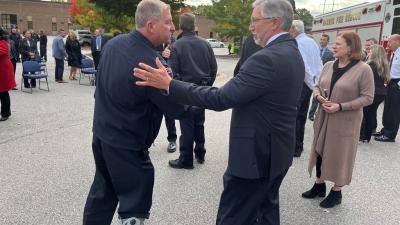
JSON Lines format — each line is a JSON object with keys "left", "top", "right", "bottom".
{"left": 0, "top": 92, "right": 11, "bottom": 118}
{"left": 360, "top": 94, "right": 385, "bottom": 141}
{"left": 216, "top": 170, "right": 288, "bottom": 225}
{"left": 381, "top": 79, "right": 400, "bottom": 139}
{"left": 11, "top": 58, "right": 17, "bottom": 75}
{"left": 164, "top": 114, "right": 177, "bottom": 142}
{"left": 295, "top": 83, "right": 312, "bottom": 151}
{"left": 93, "top": 51, "right": 100, "bottom": 70}
{"left": 22, "top": 60, "right": 36, "bottom": 88}
{"left": 54, "top": 58, "right": 64, "bottom": 81}
{"left": 308, "top": 98, "right": 318, "bottom": 119}
{"left": 40, "top": 45, "right": 47, "bottom": 61}
{"left": 83, "top": 136, "right": 154, "bottom": 225}
{"left": 178, "top": 109, "right": 206, "bottom": 164}
{"left": 316, "top": 155, "right": 322, "bottom": 178}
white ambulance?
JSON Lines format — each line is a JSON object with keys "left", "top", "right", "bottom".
{"left": 311, "top": 0, "right": 400, "bottom": 49}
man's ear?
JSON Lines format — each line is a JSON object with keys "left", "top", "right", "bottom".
{"left": 145, "top": 21, "right": 155, "bottom": 34}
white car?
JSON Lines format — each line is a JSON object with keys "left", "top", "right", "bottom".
{"left": 206, "top": 39, "right": 225, "bottom": 48}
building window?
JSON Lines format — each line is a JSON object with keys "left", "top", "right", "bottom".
{"left": 395, "top": 0, "right": 400, "bottom": 6}
{"left": 52, "top": 22, "right": 57, "bottom": 31}
{"left": 1, "top": 14, "right": 17, "bottom": 30}
{"left": 27, "top": 21, "right": 33, "bottom": 29}
{"left": 210, "top": 32, "right": 213, "bottom": 38}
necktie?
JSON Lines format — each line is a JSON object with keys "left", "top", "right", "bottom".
{"left": 389, "top": 53, "right": 394, "bottom": 69}
{"left": 96, "top": 37, "right": 101, "bottom": 51}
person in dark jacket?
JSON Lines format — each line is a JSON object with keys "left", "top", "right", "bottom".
{"left": 8, "top": 38, "right": 18, "bottom": 76}
{"left": 9, "top": 26, "right": 21, "bottom": 62}
{"left": 66, "top": 31, "right": 82, "bottom": 80}
{"left": 133, "top": 0, "right": 303, "bottom": 223}
{"left": 168, "top": 12, "right": 217, "bottom": 169}
{"left": 20, "top": 30, "right": 38, "bottom": 88}
{"left": 30, "top": 29, "right": 39, "bottom": 44}
{"left": 39, "top": 30, "right": 47, "bottom": 61}
{"left": 360, "top": 44, "right": 390, "bottom": 142}
{"left": 82, "top": 1, "right": 191, "bottom": 224}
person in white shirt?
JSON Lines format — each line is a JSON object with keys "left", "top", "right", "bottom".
{"left": 375, "top": 34, "right": 400, "bottom": 142}
{"left": 289, "top": 20, "right": 323, "bottom": 157}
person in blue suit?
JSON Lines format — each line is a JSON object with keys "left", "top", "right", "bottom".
{"left": 82, "top": 1, "right": 191, "bottom": 225}
{"left": 133, "top": 0, "right": 304, "bottom": 224}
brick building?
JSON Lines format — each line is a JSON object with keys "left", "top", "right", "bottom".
{"left": 0, "top": 0, "right": 71, "bottom": 35}
{"left": 195, "top": 14, "right": 220, "bottom": 39}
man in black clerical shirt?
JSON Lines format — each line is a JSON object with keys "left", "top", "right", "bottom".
{"left": 82, "top": 1, "right": 189, "bottom": 225}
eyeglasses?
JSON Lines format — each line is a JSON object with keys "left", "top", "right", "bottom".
{"left": 250, "top": 17, "right": 275, "bottom": 25}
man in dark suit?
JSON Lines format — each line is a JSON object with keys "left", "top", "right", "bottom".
{"left": 168, "top": 13, "right": 217, "bottom": 169}
{"left": 134, "top": 0, "right": 304, "bottom": 223}
{"left": 20, "top": 30, "right": 38, "bottom": 88}
{"left": 91, "top": 28, "right": 107, "bottom": 70}
{"left": 39, "top": 30, "right": 47, "bottom": 61}
{"left": 308, "top": 33, "right": 335, "bottom": 121}
{"left": 82, "top": 1, "right": 190, "bottom": 225}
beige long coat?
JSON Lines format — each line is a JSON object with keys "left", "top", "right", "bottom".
{"left": 308, "top": 61, "right": 374, "bottom": 186}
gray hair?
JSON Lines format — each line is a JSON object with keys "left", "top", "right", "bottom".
{"left": 253, "top": 0, "right": 293, "bottom": 31}
{"left": 135, "top": 0, "right": 169, "bottom": 29}
{"left": 179, "top": 13, "right": 196, "bottom": 32}
{"left": 291, "top": 20, "right": 304, "bottom": 33}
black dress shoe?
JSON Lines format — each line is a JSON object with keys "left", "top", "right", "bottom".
{"left": 374, "top": 135, "right": 395, "bottom": 142}
{"left": 302, "top": 182, "right": 326, "bottom": 198}
{"left": 320, "top": 189, "right": 342, "bottom": 208}
{"left": 195, "top": 157, "right": 205, "bottom": 164}
{"left": 168, "top": 159, "right": 193, "bottom": 169}
{"left": 0, "top": 116, "right": 9, "bottom": 121}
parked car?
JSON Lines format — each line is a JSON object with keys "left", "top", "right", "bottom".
{"left": 206, "top": 38, "right": 225, "bottom": 48}
{"left": 71, "top": 30, "right": 92, "bottom": 46}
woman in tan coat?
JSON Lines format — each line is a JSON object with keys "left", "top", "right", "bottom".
{"left": 302, "top": 31, "right": 374, "bottom": 208}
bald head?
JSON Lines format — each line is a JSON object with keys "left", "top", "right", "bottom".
{"left": 389, "top": 34, "right": 400, "bottom": 51}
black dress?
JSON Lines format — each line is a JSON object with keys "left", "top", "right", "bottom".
{"left": 66, "top": 39, "right": 82, "bottom": 67}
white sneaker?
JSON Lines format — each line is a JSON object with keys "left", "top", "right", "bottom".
{"left": 118, "top": 217, "right": 145, "bottom": 225}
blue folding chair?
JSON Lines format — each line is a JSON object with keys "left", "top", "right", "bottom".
{"left": 79, "top": 58, "right": 97, "bottom": 86}
{"left": 34, "top": 54, "right": 47, "bottom": 73}
{"left": 21, "top": 61, "right": 50, "bottom": 93}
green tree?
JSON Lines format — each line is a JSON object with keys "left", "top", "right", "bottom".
{"left": 204, "top": 0, "right": 253, "bottom": 41}
{"left": 89, "top": 0, "right": 185, "bottom": 27}
{"left": 296, "top": 8, "right": 313, "bottom": 28}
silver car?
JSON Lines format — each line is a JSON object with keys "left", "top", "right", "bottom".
{"left": 206, "top": 38, "right": 225, "bottom": 48}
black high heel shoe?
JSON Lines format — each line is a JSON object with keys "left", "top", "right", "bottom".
{"left": 302, "top": 182, "right": 326, "bottom": 198}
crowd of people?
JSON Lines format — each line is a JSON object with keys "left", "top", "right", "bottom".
{"left": 1, "top": 0, "right": 399, "bottom": 224}
{"left": 0, "top": 26, "right": 110, "bottom": 121}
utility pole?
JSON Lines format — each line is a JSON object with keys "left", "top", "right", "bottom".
{"left": 321, "top": 0, "right": 336, "bottom": 14}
